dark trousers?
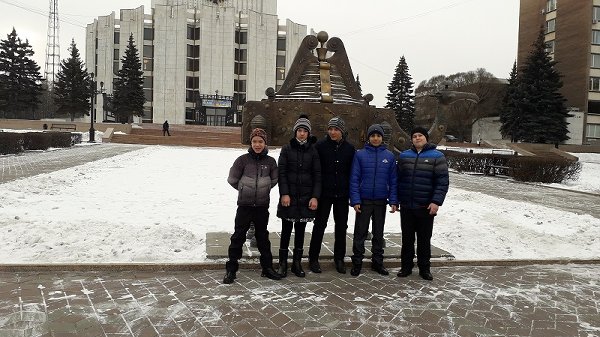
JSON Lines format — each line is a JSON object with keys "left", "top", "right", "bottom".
{"left": 309, "top": 197, "right": 349, "bottom": 261}
{"left": 280, "top": 220, "right": 307, "bottom": 251}
{"left": 163, "top": 129, "right": 170, "bottom": 136}
{"left": 351, "top": 200, "right": 386, "bottom": 266}
{"left": 228, "top": 206, "right": 273, "bottom": 269}
{"left": 400, "top": 207, "right": 434, "bottom": 270}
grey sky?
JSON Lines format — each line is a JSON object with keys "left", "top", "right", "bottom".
{"left": 0, "top": 0, "right": 519, "bottom": 107}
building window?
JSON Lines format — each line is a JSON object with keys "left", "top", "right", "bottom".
{"left": 545, "top": 40, "right": 555, "bottom": 54}
{"left": 277, "top": 37, "right": 286, "bottom": 51}
{"left": 114, "top": 32, "right": 120, "bottom": 44}
{"left": 545, "top": 19, "right": 556, "bottom": 33}
{"left": 186, "top": 76, "right": 199, "bottom": 89}
{"left": 276, "top": 68, "right": 285, "bottom": 80}
{"left": 235, "top": 48, "right": 247, "bottom": 62}
{"left": 143, "top": 28, "right": 154, "bottom": 41}
{"left": 593, "top": 54, "right": 600, "bottom": 68}
{"left": 187, "top": 45, "right": 200, "bottom": 58}
{"left": 587, "top": 124, "right": 600, "bottom": 138}
{"left": 186, "top": 90, "right": 200, "bottom": 103}
{"left": 143, "top": 58, "right": 153, "bottom": 71}
{"left": 234, "top": 79, "right": 246, "bottom": 92}
{"left": 143, "top": 76, "right": 153, "bottom": 89}
{"left": 187, "top": 25, "right": 200, "bottom": 40}
{"left": 276, "top": 55, "right": 286, "bottom": 68}
{"left": 546, "top": 0, "right": 556, "bottom": 12}
{"left": 594, "top": 31, "right": 600, "bottom": 45}
{"left": 114, "top": 49, "right": 119, "bottom": 61}
{"left": 590, "top": 77, "right": 600, "bottom": 91}
{"left": 234, "top": 62, "right": 247, "bottom": 75}
{"left": 143, "top": 45, "right": 153, "bottom": 58}
{"left": 143, "top": 89, "right": 153, "bottom": 102}
{"left": 235, "top": 31, "right": 247, "bottom": 44}
{"left": 233, "top": 93, "right": 246, "bottom": 106}
{"left": 595, "top": 7, "right": 600, "bottom": 21}
{"left": 187, "top": 58, "right": 199, "bottom": 71}
{"left": 113, "top": 61, "right": 119, "bottom": 75}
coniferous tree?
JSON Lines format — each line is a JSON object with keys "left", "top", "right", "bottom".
{"left": 53, "top": 40, "right": 92, "bottom": 121}
{"left": 112, "top": 34, "right": 145, "bottom": 123}
{"left": 385, "top": 56, "right": 415, "bottom": 132}
{"left": 355, "top": 74, "right": 362, "bottom": 95}
{"left": 0, "top": 28, "right": 42, "bottom": 119}
{"left": 499, "top": 61, "right": 520, "bottom": 142}
{"left": 512, "top": 28, "right": 570, "bottom": 143}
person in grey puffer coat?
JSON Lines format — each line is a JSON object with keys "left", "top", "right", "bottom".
{"left": 223, "top": 128, "right": 282, "bottom": 284}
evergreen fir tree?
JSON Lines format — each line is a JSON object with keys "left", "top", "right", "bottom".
{"left": 355, "top": 74, "right": 362, "bottom": 95}
{"left": 112, "top": 34, "right": 145, "bottom": 123}
{"left": 499, "top": 61, "right": 520, "bottom": 142}
{"left": 513, "top": 28, "right": 570, "bottom": 143}
{"left": 0, "top": 28, "right": 42, "bottom": 119}
{"left": 385, "top": 56, "right": 415, "bottom": 132}
{"left": 53, "top": 40, "right": 92, "bottom": 121}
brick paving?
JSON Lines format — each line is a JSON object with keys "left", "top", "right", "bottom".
{"left": 0, "top": 264, "right": 599, "bottom": 336}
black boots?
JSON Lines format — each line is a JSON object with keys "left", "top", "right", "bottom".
{"left": 371, "top": 263, "right": 389, "bottom": 276}
{"left": 397, "top": 268, "right": 412, "bottom": 277}
{"left": 350, "top": 262, "right": 361, "bottom": 276}
{"left": 223, "top": 260, "right": 238, "bottom": 284}
{"left": 291, "top": 248, "right": 306, "bottom": 277}
{"left": 419, "top": 269, "right": 433, "bottom": 281}
{"left": 334, "top": 259, "right": 346, "bottom": 274}
{"left": 278, "top": 249, "right": 288, "bottom": 278}
{"left": 309, "top": 259, "right": 321, "bottom": 273}
{"left": 261, "top": 267, "right": 282, "bottom": 280}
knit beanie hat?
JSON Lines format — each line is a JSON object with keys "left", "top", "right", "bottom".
{"left": 327, "top": 116, "right": 346, "bottom": 134}
{"left": 250, "top": 128, "right": 267, "bottom": 144}
{"left": 293, "top": 114, "right": 312, "bottom": 134}
{"left": 367, "top": 124, "right": 384, "bottom": 138}
{"left": 410, "top": 126, "right": 429, "bottom": 140}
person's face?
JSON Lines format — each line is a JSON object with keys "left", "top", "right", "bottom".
{"left": 369, "top": 133, "right": 383, "bottom": 147}
{"left": 412, "top": 132, "right": 427, "bottom": 150}
{"left": 251, "top": 136, "right": 266, "bottom": 153}
{"left": 328, "top": 127, "right": 342, "bottom": 141}
{"left": 296, "top": 127, "right": 309, "bottom": 141}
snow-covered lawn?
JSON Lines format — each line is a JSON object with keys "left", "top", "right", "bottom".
{"left": 1, "top": 145, "right": 599, "bottom": 263}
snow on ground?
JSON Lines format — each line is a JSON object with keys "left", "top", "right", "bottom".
{"left": 0, "top": 145, "right": 599, "bottom": 263}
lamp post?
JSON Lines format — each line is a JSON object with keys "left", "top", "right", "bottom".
{"left": 89, "top": 73, "right": 104, "bottom": 143}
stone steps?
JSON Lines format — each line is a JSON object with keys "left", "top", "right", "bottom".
{"left": 111, "top": 127, "right": 244, "bottom": 148}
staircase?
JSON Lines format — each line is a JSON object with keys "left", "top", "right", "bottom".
{"left": 507, "top": 143, "right": 578, "bottom": 161}
{"left": 109, "top": 124, "right": 245, "bottom": 148}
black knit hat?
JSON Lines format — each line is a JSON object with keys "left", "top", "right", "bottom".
{"left": 327, "top": 116, "right": 346, "bottom": 134}
{"left": 293, "top": 114, "right": 312, "bottom": 134}
{"left": 411, "top": 126, "right": 429, "bottom": 140}
{"left": 367, "top": 124, "right": 384, "bottom": 138}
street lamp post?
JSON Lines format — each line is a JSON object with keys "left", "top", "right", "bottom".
{"left": 89, "top": 73, "right": 104, "bottom": 143}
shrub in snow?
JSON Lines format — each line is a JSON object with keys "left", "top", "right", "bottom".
{"left": 443, "top": 151, "right": 513, "bottom": 173}
{"left": 508, "top": 157, "right": 581, "bottom": 183}
{"left": 0, "top": 133, "right": 24, "bottom": 154}
{"left": 23, "top": 132, "right": 51, "bottom": 151}
{"left": 48, "top": 132, "right": 74, "bottom": 148}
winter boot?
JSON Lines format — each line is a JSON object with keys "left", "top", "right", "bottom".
{"left": 309, "top": 259, "right": 321, "bottom": 273}
{"left": 278, "top": 249, "right": 289, "bottom": 278}
{"left": 261, "top": 267, "right": 282, "bottom": 280}
{"left": 350, "top": 261, "right": 362, "bottom": 277}
{"left": 223, "top": 260, "right": 238, "bottom": 284}
{"left": 419, "top": 268, "right": 433, "bottom": 281}
{"left": 291, "top": 248, "right": 306, "bottom": 277}
{"left": 334, "top": 259, "right": 346, "bottom": 274}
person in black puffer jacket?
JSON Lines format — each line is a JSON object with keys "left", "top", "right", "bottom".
{"left": 277, "top": 115, "right": 322, "bottom": 278}
{"left": 308, "top": 117, "right": 355, "bottom": 274}
{"left": 223, "top": 128, "right": 281, "bottom": 284}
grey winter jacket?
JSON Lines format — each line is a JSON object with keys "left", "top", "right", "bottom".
{"left": 228, "top": 148, "right": 278, "bottom": 207}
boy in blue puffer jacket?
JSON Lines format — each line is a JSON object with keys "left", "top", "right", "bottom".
{"left": 349, "top": 124, "right": 398, "bottom": 276}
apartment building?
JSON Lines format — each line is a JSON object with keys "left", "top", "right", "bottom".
{"left": 519, "top": 0, "right": 600, "bottom": 144}
{"left": 86, "top": 0, "right": 306, "bottom": 126}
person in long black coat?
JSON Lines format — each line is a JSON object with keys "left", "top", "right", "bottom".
{"left": 277, "top": 115, "right": 321, "bottom": 277}
{"left": 308, "top": 117, "right": 355, "bottom": 274}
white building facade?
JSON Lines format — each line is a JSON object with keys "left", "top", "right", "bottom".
{"left": 86, "top": 0, "right": 306, "bottom": 125}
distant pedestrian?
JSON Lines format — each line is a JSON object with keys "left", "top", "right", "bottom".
{"left": 163, "top": 120, "right": 171, "bottom": 136}
{"left": 223, "top": 128, "right": 281, "bottom": 284}
{"left": 397, "top": 126, "right": 449, "bottom": 281}
{"left": 349, "top": 124, "right": 398, "bottom": 277}
{"left": 277, "top": 114, "right": 321, "bottom": 278}
{"left": 309, "top": 116, "right": 355, "bottom": 274}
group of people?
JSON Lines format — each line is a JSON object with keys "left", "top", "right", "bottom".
{"left": 223, "top": 115, "right": 449, "bottom": 284}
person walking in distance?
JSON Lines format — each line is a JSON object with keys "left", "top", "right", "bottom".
{"left": 277, "top": 115, "right": 321, "bottom": 278}
{"left": 223, "top": 128, "right": 281, "bottom": 284}
{"left": 349, "top": 124, "right": 398, "bottom": 276}
{"left": 308, "top": 116, "right": 355, "bottom": 274}
{"left": 397, "top": 126, "right": 449, "bottom": 281}
{"left": 162, "top": 120, "right": 171, "bottom": 136}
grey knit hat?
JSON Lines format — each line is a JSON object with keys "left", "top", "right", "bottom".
{"left": 293, "top": 115, "right": 312, "bottom": 134}
{"left": 327, "top": 116, "right": 346, "bottom": 134}
{"left": 367, "top": 124, "right": 384, "bottom": 138}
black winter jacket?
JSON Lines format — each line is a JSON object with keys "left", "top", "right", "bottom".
{"left": 277, "top": 136, "right": 322, "bottom": 220}
{"left": 315, "top": 135, "right": 355, "bottom": 199}
{"left": 228, "top": 148, "right": 278, "bottom": 207}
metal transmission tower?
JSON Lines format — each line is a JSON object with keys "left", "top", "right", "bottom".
{"left": 44, "top": 0, "right": 60, "bottom": 89}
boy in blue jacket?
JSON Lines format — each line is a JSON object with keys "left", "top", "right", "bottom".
{"left": 349, "top": 124, "right": 398, "bottom": 276}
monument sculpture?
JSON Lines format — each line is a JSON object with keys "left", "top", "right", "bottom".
{"left": 242, "top": 31, "right": 478, "bottom": 150}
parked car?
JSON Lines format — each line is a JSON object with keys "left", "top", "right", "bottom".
{"left": 444, "top": 134, "right": 458, "bottom": 142}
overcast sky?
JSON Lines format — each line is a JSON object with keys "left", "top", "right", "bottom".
{"left": 0, "top": 0, "right": 519, "bottom": 107}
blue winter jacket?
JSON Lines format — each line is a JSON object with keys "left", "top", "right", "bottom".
{"left": 349, "top": 143, "right": 398, "bottom": 206}
{"left": 397, "top": 143, "right": 449, "bottom": 208}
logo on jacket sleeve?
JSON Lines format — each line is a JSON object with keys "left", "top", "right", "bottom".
{"left": 382, "top": 158, "right": 389, "bottom": 163}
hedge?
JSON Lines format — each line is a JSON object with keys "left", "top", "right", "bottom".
{"left": 0, "top": 133, "right": 24, "bottom": 155}
{"left": 23, "top": 132, "right": 51, "bottom": 150}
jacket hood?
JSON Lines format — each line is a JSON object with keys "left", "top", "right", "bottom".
{"left": 364, "top": 143, "right": 388, "bottom": 151}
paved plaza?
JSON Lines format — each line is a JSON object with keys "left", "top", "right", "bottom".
{"left": 1, "top": 144, "right": 600, "bottom": 336}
